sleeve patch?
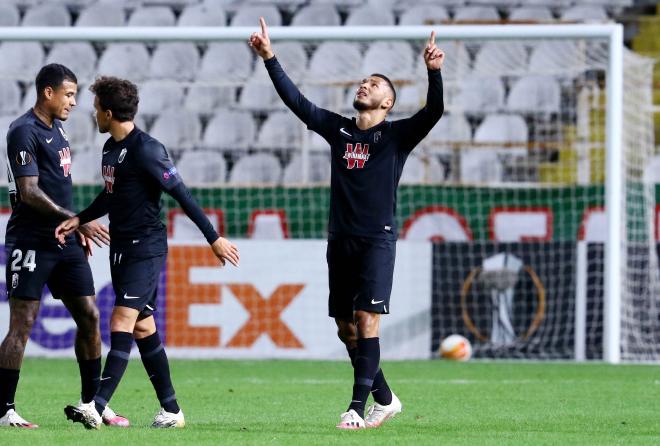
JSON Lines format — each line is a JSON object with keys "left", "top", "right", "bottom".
{"left": 16, "top": 150, "right": 32, "bottom": 166}
{"left": 163, "top": 166, "right": 177, "bottom": 180}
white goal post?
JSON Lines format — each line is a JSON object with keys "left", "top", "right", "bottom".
{"left": 0, "top": 24, "right": 650, "bottom": 363}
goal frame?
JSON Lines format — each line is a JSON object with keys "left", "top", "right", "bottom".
{"left": 0, "top": 23, "right": 625, "bottom": 363}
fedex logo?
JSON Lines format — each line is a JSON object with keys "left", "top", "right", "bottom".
{"left": 343, "top": 143, "right": 370, "bottom": 169}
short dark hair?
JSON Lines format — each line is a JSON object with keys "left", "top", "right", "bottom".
{"left": 35, "top": 64, "right": 77, "bottom": 98}
{"left": 371, "top": 73, "right": 396, "bottom": 108}
{"left": 89, "top": 76, "right": 139, "bottom": 122}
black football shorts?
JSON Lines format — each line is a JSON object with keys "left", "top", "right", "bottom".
{"left": 5, "top": 241, "right": 95, "bottom": 300}
{"left": 326, "top": 236, "right": 395, "bottom": 319}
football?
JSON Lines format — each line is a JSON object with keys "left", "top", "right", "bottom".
{"left": 439, "top": 334, "right": 472, "bottom": 361}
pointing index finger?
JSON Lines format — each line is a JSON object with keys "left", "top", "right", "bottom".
{"left": 429, "top": 30, "right": 436, "bottom": 47}
{"left": 260, "top": 16, "right": 268, "bottom": 38}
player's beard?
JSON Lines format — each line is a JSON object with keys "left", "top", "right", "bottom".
{"left": 353, "top": 98, "right": 374, "bottom": 111}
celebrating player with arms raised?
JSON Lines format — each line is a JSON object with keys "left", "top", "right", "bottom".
{"left": 249, "top": 18, "right": 444, "bottom": 429}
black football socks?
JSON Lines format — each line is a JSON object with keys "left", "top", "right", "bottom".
{"left": 136, "top": 331, "right": 180, "bottom": 414}
{"left": 346, "top": 344, "right": 393, "bottom": 407}
{"left": 0, "top": 367, "right": 19, "bottom": 417}
{"left": 348, "top": 337, "right": 381, "bottom": 419}
{"left": 94, "top": 331, "right": 133, "bottom": 416}
{"left": 78, "top": 357, "right": 102, "bottom": 404}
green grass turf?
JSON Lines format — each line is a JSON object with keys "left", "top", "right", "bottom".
{"left": 0, "top": 359, "right": 658, "bottom": 445}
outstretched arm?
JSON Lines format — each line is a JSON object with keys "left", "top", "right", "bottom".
{"left": 167, "top": 183, "right": 239, "bottom": 267}
{"left": 249, "top": 17, "right": 337, "bottom": 130}
{"left": 396, "top": 31, "right": 445, "bottom": 149}
{"left": 55, "top": 190, "right": 111, "bottom": 247}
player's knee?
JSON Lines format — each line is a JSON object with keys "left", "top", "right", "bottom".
{"left": 80, "top": 305, "right": 100, "bottom": 332}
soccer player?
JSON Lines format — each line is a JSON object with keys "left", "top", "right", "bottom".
{"left": 249, "top": 18, "right": 444, "bottom": 429}
{"left": 57, "top": 76, "right": 239, "bottom": 429}
{"left": 0, "top": 64, "right": 128, "bottom": 428}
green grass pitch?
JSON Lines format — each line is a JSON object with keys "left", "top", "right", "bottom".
{"left": 0, "top": 358, "right": 658, "bottom": 445}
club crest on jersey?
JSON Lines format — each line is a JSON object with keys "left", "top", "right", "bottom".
{"left": 343, "top": 143, "right": 370, "bottom": 169}
{"left": 11, "top": 273, "right": 18, "bottom": 289}
{"left": 59, "top": 147, "right": 71, "bottom": 177}
{"left": 118, "top": 148, "right": 127, "bottom": 163}
{"left": 16, "top": 150, "right": 32, "bottom": 166}
{"left": 58, "top": 126, "right": 68, "bottom": 141}
{"left": 374, "top": 131, "right": 381, "bottom": 143}
{"left": 102, "top": 165, "right": 115, "bottom": 193}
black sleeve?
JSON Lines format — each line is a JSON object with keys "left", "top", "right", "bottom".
{"left": 77, "top": 190, "right": 109, "bottom": 225}
{"left": 393, "top": 69, "right": 444, "bottom": 152}
{"left": 137, "top": 139, "right": 182, "bottom": 192}
{"left": 264, "top": 56, "right": 342, "bottom": 138}
{"left": 7, "top": 125, "right": 39, "bottom": 178}
{"left": 167, "top": 182, "right": 219, "bottom": 245}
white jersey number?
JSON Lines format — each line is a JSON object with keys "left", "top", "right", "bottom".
{"left": 10, "top": 249, "right": 37, "bottom": 272}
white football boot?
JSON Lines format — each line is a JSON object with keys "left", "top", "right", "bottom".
{"left": 74, "top": 400, "right": 129, "bottom": 427}
{"left": 151, "top": 408, "right": 185, "bottom": 428}
{"left": 335, "top": 409, "right": 365, "bottom": 430}
{"left": 64, "top": 402, "right": 102, "bottom": 429}
{"left": 0, "top": 409, "right": 38, "bottom": 428}
{"left": 365, "top": 392, "right": 402, "bottom": 428}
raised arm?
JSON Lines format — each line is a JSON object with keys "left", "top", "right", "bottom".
{"left": 395, "top": 31, "right": 445, "bottom": 149}
{"left": 249, "top": 17, "right": 338, "bottom": 130}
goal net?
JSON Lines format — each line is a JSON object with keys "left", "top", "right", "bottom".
{"left": 0, "top": 25, "right": 655, "bottom": 361}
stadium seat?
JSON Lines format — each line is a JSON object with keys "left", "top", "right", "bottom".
{"left": 561, "top": 5, "right": 609, "bottom": 22}
{"left": 307, "top": 42, "right": 361, "bottom": 83}
{"left": 362, "top": 41, "right": 415, "bottom": 81}
{"left": 70, "top": 149, "right": 102, "bottom": 185}
{"left": 73, "top": 86, "right": 96, "bottom": 114}
{"left": 0, "top": 115, "right": 14, "bottom": 153}
{"left": 414, "top": 40, "right": 470, "bottom": 81}
{"left": 149, "top": 42, "right": 200, "bottom": 82}
{"left": 399, "top": 4, "right": 449, "bottom": 25}
{"left": 230, "top": 5, "right": 282, "bottom": 26}
{"left": 508, "top": 6, "right": 554, "bottom": 22}
{"left": 48, "top": 0, "right": 97, "bottom": 9}
{"left": 346, "top": 5, "right": 395, "bottom": 26}
{"left": 475, "top": 114, "right": 528, "bottom": 145}
{"left": 304, "top": 85, "right": 345, "bottom": 111}
{"left": 453, "top": 6, "right": 500, "bottom": 22}
{"left": 308, "top": 130, "right": 330, "bottom": 152}
{"left": 283, "top": 153, "right": 331, "bottom": 184}
{"left": 238, "top": 78, "right": 283, "bottom": 111}
{"left": 400, "top": 154, "right": 444, "bottom": 184}
{"left": 252, "top": 41, "right": 307, "bottom": 82}
{"left": 183, "top": 84, "right": 236, "bottom": 115}
{"left": 197, "top": 43, "right": 253, "bottom": 84}
{"left": 473, "top": 41, "right": 529, "bottom": 76}
{"left": 127, "top": 6, "right": 176, "bottom": 26}
{"left": 254, "top": 111, "right": 305, "bottom": 151}
{"left": 97, "top": 43, "right": 150, "bottom": 83}
{"left": 454, "top": 75, "right": 505, "bottom": 115}
{"left": 291, "top": 4, "right": 341, "bottom": 26}
{"left": 62, "top": 112, "right": 96, "bottom": 151}
{"left": 201, "top": 108, "right": 256, "bottom": 152}
{"left": 176, "top": 150, "right": 227, "bottom": 185}
{"left": 228, "top": 153, "right": 282, "bottom": 185}
{"left": 529, "top": 40, "right": 588, "bottom": 74}
{"left": 150, "top": 109, "right": 202, "bottom": 154}
{"left": 22, "top": 4, "right": 72, "bottom": 27}
{"left": 0, "top": 4, "right": 20, "bottom": 27}
{"left": 137, "top": 81, "right": 185, "bottom": 117}
{"left": 424, "top": 112, "right": 472, "bottom": 152}
{"left": 76, "top": 2, "right": 125, "bottom": 27}
{"left": 45, "top": 43, "right": 98, "bottom": 84}
{"left": 0, "top": 80, "right": 21, "bottom": 116}
{"left": 178, "top": 3, "right": 227, "bottom": 26}
{"left": 141, "top": 0, "right": 199, "bottom": 8}
{"left": 394, "top": 85, "right": 424, "bottom": 112}
{"left": 506, "top": 75, "right": 561, "bottom": 114}
{"left": 0, "top": 42, "right": 45, "bottom": 81}
{"left": 309, "top": 0, "right": 364, "bottom": 9}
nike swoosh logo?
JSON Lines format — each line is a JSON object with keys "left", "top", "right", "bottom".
{"left": 123, "top": 293, "right": 140, "bottom": 300}
{"left": 132, "top": 240, "right": 140, "bottom": 244}
{"left": 103, "top": 150, "right": 110, "bottom": 155}
{"left": 46, "top": 137, "right": 53, "bottom": 144}
{"left": 100, "top": 376, "right": 111, "bottom": 381}
{"left": 340, "top": 127, "right": 352, "bottom": 137}
{"left": 371, "top": 299, "right": 384, "bottom": 304}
